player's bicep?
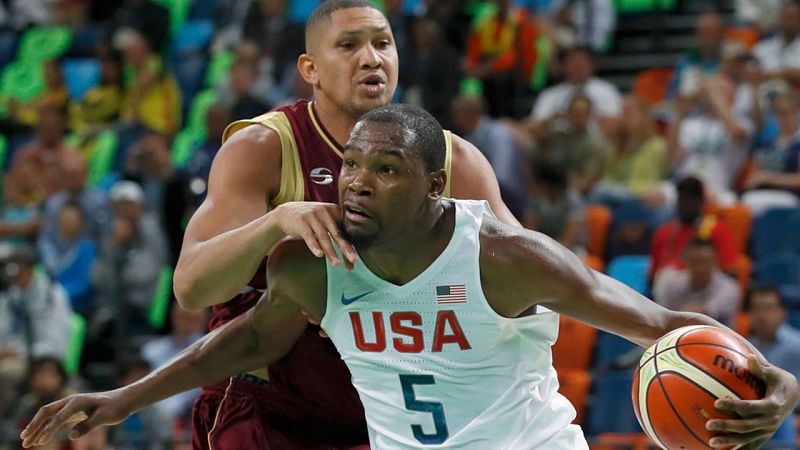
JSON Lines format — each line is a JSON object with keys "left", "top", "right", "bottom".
{"left": 449, "top": 136, "right": 521, "bottom": 227}
{"left": 182, "top": 125, "right": 279, "bottom": 246}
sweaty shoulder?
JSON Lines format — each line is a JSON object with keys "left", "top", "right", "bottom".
{"left": 267, "top": 238, "right": 328, "bottom": 316}
{"left": 210, "top": 122, "right": 282, "bottom": 202}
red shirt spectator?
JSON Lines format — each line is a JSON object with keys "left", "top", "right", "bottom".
{"left": 650, "top": 214, "right": 738, "bottom": 276}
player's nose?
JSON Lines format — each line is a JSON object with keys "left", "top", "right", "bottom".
{"left": 359, "top": 43, "right": 382, "bottom": 69}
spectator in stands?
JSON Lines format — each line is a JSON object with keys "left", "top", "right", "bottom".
{"left": 743, "top": 91, "right": 800, "bottom": 214}
{"left": 594, "top": 93, "right": 668, "bottom": 207}
{"left": 753, "top": 1, "right": 800, "bottom": 86}
{"left": 141, "top": 306, "right": 207, "bottom": 425}
{"left": 183, "top": 104, "right": 230, "bottom": 186}
{"left": 464, "top": 0, "right": 538, "bottom": 117}
{"left": 12, "top": 356, "right": 75, "bottom": 439}
{"left": 114, "top": 356, "right": 172, "bottom": 450}
{"left": 668, "top": 75, "right": 752, "bottom": 205}
{"left": 735, "top": 0, "right": 783, "bottom": 35}
{"left": 717, "top": 43, "right": 761, "bottom": 124}
{"left": 91, "top": 181, "right": 167, "bottom": 334}
{"left": 1, "top": 159, "right": 44, "bottom": 246}
{"left": 71, "top": 426, "right": 115, "bottom": 450}
{"left": 653, "top": 238, "right": 741, "bottom": 327}
{"left": 0, "top": 243, "right": 72, "bottom": 418}
{"left": 69, "top": 54, "right": 124, "bottom": 133}
{"left": 124, "top": 132, "right": 190, "bottom": 263}
{"left": 524, "top": 158, "right": 587, "bottom": 254}
{"left": 746, "top": 284, "right": 800, "bottom": 378}
{"left": 8, "top": 60, "right": 68, "bottom": 128}
{"left": 384, "top": 0, "right": 415, "bottom": 93}
{"left": 666, "top": 11, "right": 725, "bottom": 100}
{"left": 649, "top": 176, "right": 738, "bottom": 280}
{"left": 9, "top": 106, "right": 85, "bottom": 196}
{"left": 241, "top": 0, "right": 304, "bottom": 89}
{"left": 529, "top": 46, "right": 621, "bottom": 139}
{"left": 117, "top": 28, "right": 181, "bottom": 136}
{"left": 549, "top": 0, "right": 616, "bottom": 53}
{"left": 114, "top": 0, "right": 170, "bottom": 51}
{"left": 451, "top": 94, "right": 527, "bottom": 217}
{"left": 214, "top": 41, "right": 275, "bottom": 108}
{"left": 534, "top": 93, "right": 612, "bottom": 196}
{"left": 37, "top": 201, "right": 97, "bottom": 315}
{"left": 404, "top": 15, "right": 462, "bottom": 129}
{"left": 226, "top": 61, "right": 270, "bottom": 121}
{"left": 39, "top": 148, "right": 110, "bottom": 247}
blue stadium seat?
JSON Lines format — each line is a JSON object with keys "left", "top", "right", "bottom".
{"left": 752, "top": 207, "right": 800, "bottom": 260}
{"left": 172, "top": 20, "right": 214, "bottom": 53}
{"left": 188, "top": 0, "right": 219, "bottom": 20}
{"left": 756, "top": 255, "right": 800, "bottom": 308}
{"left": 585, "top": 370, "right": 641, "bottom": 437}
{"left": 607, "top": 255, "right": 650, "bottom": 295}
{"left": 173, "top": 54, "right": 209, "bottom": 116}
{"left": 592, "top": 331, "right": 640, "bottom": 369}
{"left": 62, "top": 58, "right": 101, "bottom": 100}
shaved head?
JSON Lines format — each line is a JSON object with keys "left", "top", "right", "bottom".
{"left": 305, "top": 0, "right": 382, "bottom": 52}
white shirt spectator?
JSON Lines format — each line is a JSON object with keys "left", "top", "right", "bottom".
{"left": 551, "top": 0, "right": 616, "bottom": 52}
{"left": 676, "top": 114, "right": 753, "bottom": 202}
{"left": 735, "top": 0, "right": 783, "bottom": 33}
{"left": 532, "top": 78, "right": 622, "bottom": 120}
{"left": 753, "top": 35, "right": 800, "bottom": 73}
{"left": 653, "top": 268, "right": 741, "bottom": 327}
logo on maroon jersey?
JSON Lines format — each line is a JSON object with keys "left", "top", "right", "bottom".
{"left": 310, "top": 167, "right": 334, "bottom": 185}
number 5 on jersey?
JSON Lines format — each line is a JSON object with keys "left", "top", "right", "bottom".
{"left": 399, "top": 374, "right": 449, "bottom": 445}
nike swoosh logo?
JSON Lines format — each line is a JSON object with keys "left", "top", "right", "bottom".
{"left": 341, "top": 290, "right": 374, "bottom": 305}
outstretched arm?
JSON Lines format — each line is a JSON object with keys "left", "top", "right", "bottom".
{"left": 481, "top": 220, "right": 800, "bottom": 449}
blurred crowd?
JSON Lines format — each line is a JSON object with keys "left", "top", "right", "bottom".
{"left": 0, "top": 0, "right": 799, "bottom": 448}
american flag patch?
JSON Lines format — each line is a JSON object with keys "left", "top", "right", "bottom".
{"left": 436, "top": 285, "right": 467, "bottom": 304}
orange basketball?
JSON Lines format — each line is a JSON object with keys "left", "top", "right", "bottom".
{"left": 631, "top": 325, "right": 765, "bottom": 450}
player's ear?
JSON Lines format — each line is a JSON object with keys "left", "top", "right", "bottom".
{"left": 297, "top": 54, "right": 318, "bottom": 86}
{"left": 428, "top": 169, "right": 447, "bottom": 199}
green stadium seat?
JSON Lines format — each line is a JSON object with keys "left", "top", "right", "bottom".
{"left": 153, "top": 0, "right": 191, "bottom": 35}
{"left": 16, "top": 26, "right": 72, "bottom": 62}
{"left": 65, "top": 313, "right": 86, "bottom": 377}
{"left": 204, "top": 51, "right": 234, "bottom": 87}
{"left": 171, "top": 127, "right": 206, "bottom": 168}
{"left": 148, "top": 266, "right": 174, "bottom": 330}
{"left": 0, "top": 134, "right": 7, "bottom": 173}
{"left": 1, "top": 60, "right": 45, "bottom": 102}
{"left": 187, "top": 89, "right": 217, "bottom": 135}
{"left": 614, "top": 0, "right": 677, "bottom": 14}
{"left": 88, "top": 130, "right": 119, "bottom": 187}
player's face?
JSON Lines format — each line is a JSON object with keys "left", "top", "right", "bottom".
{"left": 339, "top": 122, "right": 432, "bottom": 248}
{"left": 311, "top": 8, "right": 399, "bottom": 117}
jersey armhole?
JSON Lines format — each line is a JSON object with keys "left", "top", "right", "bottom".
{"left": 443, "top": 130, "right": 453, "bottom": 197}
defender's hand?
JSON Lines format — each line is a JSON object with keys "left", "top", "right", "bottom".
{"left": 706, "top": 355, "right": 800, "bottom": 449}
{"left": 273, "top": 202, "right": 357, "bottom": 270}
{"left": 20, "top": 391, "right": 131, "bottom": 448}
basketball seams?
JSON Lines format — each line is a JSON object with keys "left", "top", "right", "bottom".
{"left": 639, "top": 366, "right": 668, "bottom": 450}
{"left": 674, "top": 343, "right": 755, "bottom": 399}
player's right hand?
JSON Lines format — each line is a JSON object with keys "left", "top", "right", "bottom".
{"left": 20, "top": 391, "right": 130, "bottom": 448}
{"left": 273, "top": 202, "right": 358, "bottom": 270}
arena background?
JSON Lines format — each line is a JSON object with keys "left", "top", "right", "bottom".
{"left": 1, "top": 0, "right": 799, "bottom": 448}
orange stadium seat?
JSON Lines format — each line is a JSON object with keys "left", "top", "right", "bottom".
{"left": 714, "top": 203, "right": 752, "bottom": 255}
{"left": 724, "top": 26, "right": 761, "bottom": 50}
{"left": 633, "top": 67, "right": 673, "bottom": 105}
{"left": 590, "top": 432, "right": 656, "bottom": 450}
{"left": 586, "top": 204, "right": 612, "bottom": 260}
{"left": 557, "top": 369, "right": 591, "bottom": 425}
{"left": 553, "top": 315, "right": 597, "bottom": 372}
{"left": 734, "top": 311, "right": 750, "bottom": 338}
{"left": 584, "top": 254, "right": 605, "bottom": 271}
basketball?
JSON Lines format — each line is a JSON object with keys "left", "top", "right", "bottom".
{"left": 632, "top": 325, "right": 766, "bottom": 450}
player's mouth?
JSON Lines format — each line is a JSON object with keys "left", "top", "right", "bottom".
{"left": 343, "top": 202, "right": 374, "bottom": 224}
{"left": 358, "top": 74, "right": 386, "bottom": 97}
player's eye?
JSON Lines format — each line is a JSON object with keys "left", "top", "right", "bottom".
{"left": 381, "top": 166, "right": 397, "bottom": 175}
{"left": 375, "top": 40, "right": 390, "bottom": 49}
{"left": 338, "top": 42, "right": 354, "bottom": 50}
{"left": 344, "top": 159, "right": 357, "bottom": 168}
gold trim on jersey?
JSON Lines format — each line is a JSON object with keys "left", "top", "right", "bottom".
{"left": 222, "top": 112, "right": 306, "bottom": 208}
{"left": 443, "top": 130, "right": 453, "bottom": 197}
{"left": 206, "top": 377, "right": 234, "bottom": 450}
{"left": 307, "top": 102, "right": 344, "bottom": 158}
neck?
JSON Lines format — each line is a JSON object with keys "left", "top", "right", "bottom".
{"left": 312, "top": 98, "right": 359, "bottom": 147}
{"left": 358, "top": 200, "right": 453, "bottom": 286}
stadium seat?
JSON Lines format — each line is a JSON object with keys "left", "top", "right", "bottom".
{"left": 724, "top": 26, "right": 761, "bottom": 50}
{"left": 557, "top": 369, "right": 591, "bottom": 425}
{"left": 186, "top": 89, "right": 217, "bottom": 135}
{"left": 188, "top": 0, "right": 220, "bottom": 20}
{"left": 148, "top": 266, "right": 174, "bottom": 330}
{"left": 87, "top": 130, "right": 119, "bottom": 187}
{"left": 586, "top": 370, "right": 642, "bottom": 437}
{"left": 593, "top": 331, "right": 640, "bottom": 369}
{"left": 587, "top": 204, "right": 612, "bottom": 261}
{"left": 172, "top": 20, "right": 214, "bottom": 53}
{"left": 714, "top": 203, "right": 751, "bottom": 256}
{"left": 0, "top": 134, "right": 7, "bottom": 172}
{"left": 1, "top": 60, "right": 45, "bottom": 102}
{"left": 583, "top": 254, "right": 605, "bottom": 271}
{"left": 729, "top": 254, "right": 752, "bottom": 294}
{"left": 65, "top": 313, "right": 87, "bottom": 377}
{"left": 752, "top": 208, "right": 800, "bottom": 260}
{"left": 734, "top": 312, "right": 749, "bottom": 337}
{"left": 204, "top": 50, "right": 234, "bottom": 87}
{"left": 633, "top": 67, "right": 673, "bottom": 105}
{"left": 153, "top": 0, "right": 190, "bottom": 34}
{"left": 62, "top": 58, "right": 101, "bottom": 100}
{"left": 173, "top": 53, "right": 209, "bottom": 113}
{"left": 755, "top": 255, "right": 800, "bottom": 290}
{"left": 16, "top": 26, "right": 72, "bottom": 62}
{"left": 553, "top": 315, "right": 597, "bottom": 372}
{"left": 171, "top": 127, "right": 206, "bottom": 168}
{"left": 614, "top": 0, "right": 677, "bottom": 14}
{"left": 607, "top": 255, "right": 650, "bottom": 295}
{"left": 590, "top": 433, "right": 655, "bottom": 450}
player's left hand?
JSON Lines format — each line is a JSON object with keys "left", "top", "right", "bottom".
{"left": 705, "top": 355, "right": 800, "bottom": 449}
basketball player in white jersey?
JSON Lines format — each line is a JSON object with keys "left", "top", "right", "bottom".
{"left": 22, "top": 105, "right": 799, "bottom": 449}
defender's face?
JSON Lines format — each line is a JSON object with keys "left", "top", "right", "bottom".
{"left": 338, "top": 121, "right": 430, "bottom": 248}
{"left": 313, "top": 8, "right": 399, "bottom": 117}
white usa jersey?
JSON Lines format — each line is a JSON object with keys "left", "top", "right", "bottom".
{"left": 320, "top": 200, "right": 588, "bottom": 449}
